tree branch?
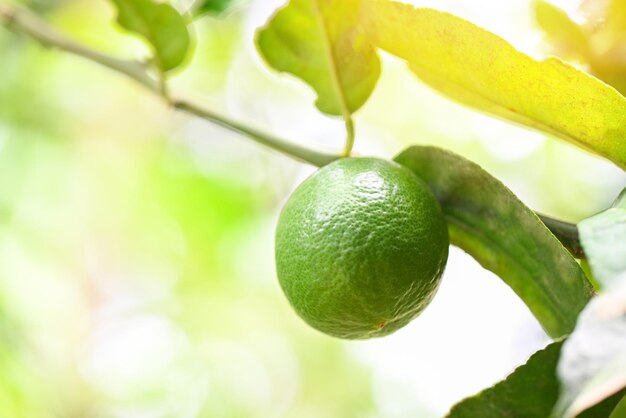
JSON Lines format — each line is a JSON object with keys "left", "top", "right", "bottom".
{"left": 173, "top": 100, "right": 339, "bottom": 166}
{"left": 0, "top": 3, "right": 157, "bottom": 90}
{"left": 0, "top": 3, "right": 340, "bottom": 168}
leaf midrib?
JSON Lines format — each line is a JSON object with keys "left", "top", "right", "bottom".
{"left": 308, "top": 0, "right": 352, "bottom": 123}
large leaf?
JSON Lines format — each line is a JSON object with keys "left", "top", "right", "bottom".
{"left": 447, "top": 341, "right": 564, "bottom": 418}
{"left": 395, "top": 146, "right": 593, "bottom": 338}
{"left": 579, "top": 189, "right": 626, "bottom": 289}
{"left": 362, "top": 0, "right": 626, "bottom": 170}
{"left": 556, "top": 277, "right": 626, "bottom": 417}
{"left": 579, "top": 392, "right": 626, "bottom": 418}
{"left": 110, "top": 0, "right": 190, "bottom": 71}
{"left": 256, "top": 0, "right": 381, "bottom": 117}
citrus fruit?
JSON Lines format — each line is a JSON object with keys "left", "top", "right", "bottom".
{"left": 275, "top": 157, "right": 449, "bottom": 339}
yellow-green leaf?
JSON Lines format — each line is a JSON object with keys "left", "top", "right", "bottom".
{"left": 534, "top": 0, "right": 589, "bottom": 61}
{"left": 256, "top": 0, "right": 381, "bottom": 117}
{"left": 110, "top": 0, "right": 190, "bottom": 72}
{"left": 195, "top": 0, "right": 235, "bottom": 17}
{"left": 585, "top": 0, "right": 626, "bottom": 95}
{"left": 362, "top": 0, "right": 626, "bottom": 170}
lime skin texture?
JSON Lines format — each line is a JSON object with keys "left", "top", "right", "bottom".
{"left": 275, "top": 157, "right": 449, "bottom": 339}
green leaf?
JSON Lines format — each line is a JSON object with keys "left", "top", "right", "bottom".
{"left": 578, "top": 392, "right": 626, "bottom": 418}
{"left": 110, "top": 0, "right": 190, "bottom": 71}
{"left": 609, "top": 395, "right": 626, "bottom": 418}
{"left": 362, "top": 0, "right": 626, "bottom": 170}
{"left": 556, "top": 279, "right": 626, "bottom": 417}
{"left": 194, "top": 0, "right": 234, "bottom": 16}
{"left": 447, "top": 341, "right": 564, "bottom": 418}
{"left": 579, "top": 189, "right": 626, "bottom": 289}
{"left": 534, "top": 0, "right": 589, "bottom": 61}
{"left": 256, "top": 0, "right": 381, "bottom": 117}
{"left": 395, "top": 146, "right": 593, "bottom": 338}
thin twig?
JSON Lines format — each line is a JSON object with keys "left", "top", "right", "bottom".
{"left": 173, "top": 100, "right": 340, "bottom": 166}
{"left": 0, "top": 3, "right": 157, "bottom": 90}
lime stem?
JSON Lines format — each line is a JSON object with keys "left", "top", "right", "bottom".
{"left": 342, "top": 117, "right": 355, "bottom": 157}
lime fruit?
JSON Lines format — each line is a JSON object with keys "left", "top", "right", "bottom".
{"left": 275, "top": 157, "right": 449, "bottom": 339}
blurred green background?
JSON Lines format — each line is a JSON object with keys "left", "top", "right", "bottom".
{"left": 0, "top": 0, "right": 625, "bottom": 417}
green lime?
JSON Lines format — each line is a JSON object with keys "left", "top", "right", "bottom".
{"left": 275, "top": 157, "right": 449, "bottom": 339}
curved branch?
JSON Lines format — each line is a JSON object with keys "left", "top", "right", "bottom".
{"left": 173, "top": 100, "right": 340, "bottom": 166}
{"left": 0, "top": 3, "right": 157, "bottom": 90}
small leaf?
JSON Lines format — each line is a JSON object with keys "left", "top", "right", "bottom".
{"left": 194, "top": 0, "right": 234, "bottom": 16}
{"left": 579, "top": 189, "right": 626, "bottom": 289}
{"left": 110, "top": 0, "right": 191, "bottom": 71}
{"left": 395, "top": 146, "right": 593, "bottom": 338}
{"left": 256, "top": 0, "right": 381, "bottom": 116}
{"left": 447, "top": 341, "right": 564, "bottom": 418}
{"left": 363, "top": 0, "right": 626, "bottom": 170}
{"left": 534, "top": 0, "right": 589, "bottom": 61}
{"left": 556, "top": 277, "right": 626, "bottom": 417}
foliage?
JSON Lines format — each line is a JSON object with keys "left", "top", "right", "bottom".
{"left": 1, "top": 0, "right": 625, "bottom": 416}
{"left": 447, "top": 341, "right": 564, "bottom": 418}
{"left": 360, "top": 0, "right": 626, "bottom": 170}
{"left": 109, "top": 0, "right": 190, "bottom": 72}
{"left": 194, "top": 0, "right": 236, "bottom": 17}
{"left": 256, "top": 0, "right": 380, "bottom": 117}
